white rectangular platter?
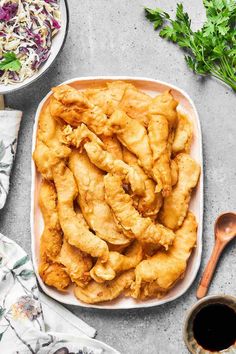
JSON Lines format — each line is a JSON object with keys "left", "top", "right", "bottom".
{"left": 31, "top": 76, "right": 203, "bottom": 309}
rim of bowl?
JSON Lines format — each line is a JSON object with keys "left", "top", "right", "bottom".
{"left": 0, "top": 0, "right": 69, "bottom": 95}
{"left": 183, "top": 294, "right": 236, "bottom": 353}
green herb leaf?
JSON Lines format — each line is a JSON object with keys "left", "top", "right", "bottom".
{"left": 12, "top": 255, "right": 29, "bottom": 270}
{"left": 0, "top": 52, "right": 21, "bottom": 72}
{"left": 18, "top": 269, "right": 34, "bottom": 280}
{"left": 145, "top": 0, "right": 236, "bottom": 91}
{"left": 160, "top": 26, "right": 177, "bottom": 41}
{"left": 145, "top": 7, "right": 169, "bottom": 30}
{"left": 0, "top": 307, "right": 5, "bottom": 320}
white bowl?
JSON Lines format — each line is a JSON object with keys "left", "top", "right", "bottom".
{"left": 0, "top": 0, "right": 69, "bottom": 94}
{"left": 31, "top": 76, "right": 203, "bottom": 309}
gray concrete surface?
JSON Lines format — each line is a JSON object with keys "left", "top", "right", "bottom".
{"left": 0, "top": 1, "right": 236, "bottom": 353}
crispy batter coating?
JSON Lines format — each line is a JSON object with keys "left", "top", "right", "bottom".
{"left": 172, "top": 112, "right": 193, "bottom": 154}
{"left": 84, "top": 142, "right": 145, "bottom": 196}
{"left": 159, "top": 153, "right": 200, "bottom": 230}
{"left": 34, "top": 82, "right": 200, "bottom": 303}
{"left": 132, "top": 212, "right": 197, "bottom": 299}
{"left": 74, "top": 270, "right": 135, "bottom": 304}
{"left": 64, "top": 124, "right": 145, "bottom": 196}
{"left": 63, "top": 123, "right": 104, "bottom": 148}
{"left": 33, "top": 105, "right": 71, "bottom": 180}
{"left": 149, "top": 90, "right": 178, "bottom": 129}
{"left": 122, "top": 148, "right": 163, "bottom": 218}
{"left": 90, "top": 240, "right": 143, "bottom": 282}
{"left": 100, "top": 135, "right": 123, "bottom": 160}
{"left": 109, "top": 109, "right": 153, "bottom": 175}
{"left": 148, "top": 114, "right": 172, "bottom": 195}
{"left": 37, "top": 104, "right": 71, "bottom": 159}
{"left": 39, "top": 180, "right": 63, "bottom": 259}
{"left": 147, "top": 91, "right": 178, "bottom": 195}
{"left": 69, "top": 150, "right": 129, "bottom": 246}
{"left": 58, "top": 239, "right": 92, "bottom": 287}
{"left": 33, "top": 139, "right": 59, "bottom": 180}
{"left": 50, "top": 84, "right": 111, "bottom": 135}
{"left": 119, "top": 86, "right": 152, "bottom": 126}
{"left": 40, "top": 263, "right": 71, "bottom": 291}
{"left": 53, "top": 161, "right": 109, "bottom": 261}
{"left": 104, "top": 174, "right": 175, "bottom": 249}
{"left": 170, "top": 159, "right": 178, "bottom": 186}
{"left": 38, "top": 180, "right": 70, "bottom": 291}
{"left": 84, "top": 81, "right": 134, "bottom": 116}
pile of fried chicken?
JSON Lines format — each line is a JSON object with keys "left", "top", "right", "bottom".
{"left": 33, "top": 81, "right": 200, "bottom": 304}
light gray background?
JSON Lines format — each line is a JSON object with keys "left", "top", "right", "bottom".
{"left": 0, "top": 1, "right": 235, "bottom": 353}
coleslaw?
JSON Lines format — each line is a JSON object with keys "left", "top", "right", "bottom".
{"left": 0, "top": 0, "right": 61, "bottom": 85}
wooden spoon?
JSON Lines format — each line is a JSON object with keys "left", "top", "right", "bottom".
{"left": 197, "top": 212, "right": 236, "bottom": 299}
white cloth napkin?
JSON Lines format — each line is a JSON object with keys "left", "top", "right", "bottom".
{"left": 0, "top": 110, "right": 22, "bottom": 209}
{"left": 0, "top": 234, "right": 119, "bottom": 354}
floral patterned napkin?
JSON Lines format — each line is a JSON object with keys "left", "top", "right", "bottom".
{"left": 0, "top": 110, "right": 22, "bottom": 209}
{"left": 0, "top": 234, "right": 119, "bottom": 354}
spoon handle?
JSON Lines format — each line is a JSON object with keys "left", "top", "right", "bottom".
{"left": 196, "top": 239, "right": 225, "bottom": 299}
{"left": 0, "top": 95, "right": 4, "bottom": 110}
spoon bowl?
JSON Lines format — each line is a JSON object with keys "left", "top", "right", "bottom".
{"left": 215, "top": 212, "right": 236, "bottom": 242}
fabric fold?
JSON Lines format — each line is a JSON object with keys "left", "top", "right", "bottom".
{"left": 0, "top": 110, "right": 22, "bottom": 210}
{"left": 0, "top": 233, "right": 119, "bottom": 354}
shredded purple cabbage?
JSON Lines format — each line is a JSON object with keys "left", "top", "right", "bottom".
{"left": 51, "top": 18, "right": 61, "bottom": 29}
{"left": 0, "top": 2, "right": 18, "bottom": 21}
{"left": 8, "top": 71, "right": 19, "bottom": 81}
{"left": 19, "top": 47, "right": 29, "bottom": 54}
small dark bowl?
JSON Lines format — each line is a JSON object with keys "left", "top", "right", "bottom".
{"left": 184, "top": 295, "right": 236, "bottom": 354}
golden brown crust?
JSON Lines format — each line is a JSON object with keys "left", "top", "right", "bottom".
{"left": 33, "top": 81, "right": 200, "bottom": 304}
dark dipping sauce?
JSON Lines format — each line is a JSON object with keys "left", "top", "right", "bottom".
{"left": 193, "top": 303, "right": 236, "bottom": 351}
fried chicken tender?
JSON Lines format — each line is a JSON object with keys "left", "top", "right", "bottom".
{"left": 39, "top": 180, "right": 63, "bottom": 259}
{"left": 69, "top": 151, "right": 129, "bottom": 246}
{"left": 159, "top": 153, "right": 200, "bottom": 230}
{"left": 74, "top": 270, "right": 135, "bottom": 304}
{"left": 64, "top": 124, "right": 145, "bottom": 196}
{"left": 148, "top": 114, "right": 172, "bottom": 195}
{"left": 109, "top": 109, "right": 153, "bottom": 175}
{"left": 172, "top": 112, "right": 193, "bottom": 154}
{"left": 149, "top": 90, "right": 178, "bottom": 130}
{"left": 147, "top": 91, "right": 179, "bottom": 195}
{"left": 84, "top": 81, "right": 134, "bottom": 116}
{"left": 170, "top": 159, "right": 178, "bottom": 186}
{"left": 104, "top": 174, "right": 175, "bottom": 249}
{"left": 132, "top": 212, "right": 197, "bottom": 299}
{"left": 37, "top": 104, "right": 71, "bottom": 159}
{"left": 33, "top": 139, "right": 60, "bottom": 180}
{"left": 38, "top": 180, "right": 70, "bottom": 291}
{"left": 119, "top": 86, "right": 152, "bottom": 126}
{"left": 84, "top": 142, "right": 145, "bottom": 196}
{"left": 53, "top": 161, "right": 109, "bottom": 261}
{"left": 90, "top": 240, "right": 143, "bottom": 282}
{"left": 100, "top": 135, "right": 123, "bottom": 160}
{"left": 33, "top": 105, "right": 71, "bottom": 180}
{"left": 58, "top": 239, "right": 92, "bottom": 287}
{"left": 40, "top": 263, "right": 71, "bottom": 291}
{"left": 122, "top": 148, "right": 163, "bottom": 218}
{"left": 63, "top": 123, "right": 104, "bottom": 148}
{"left": 50, "top": 84, "right": 111, "bottom": 135}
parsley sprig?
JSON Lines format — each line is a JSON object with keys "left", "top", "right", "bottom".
{"left": 145, "top": 1, "right": 236, "bottom": 91}
{"left": 0, "top": 52, "right": 21, "bottom": 72}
